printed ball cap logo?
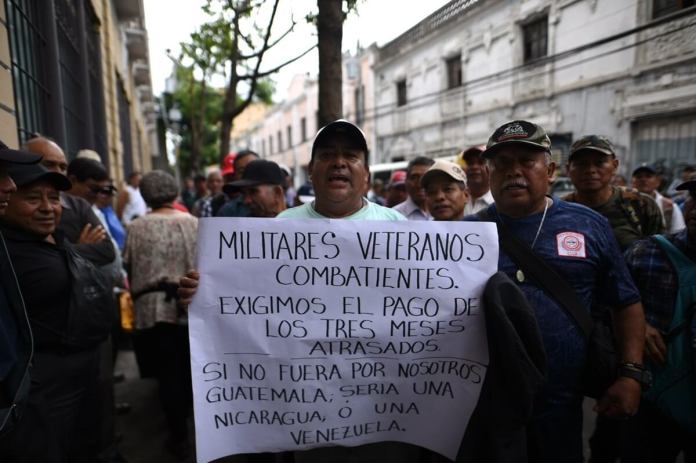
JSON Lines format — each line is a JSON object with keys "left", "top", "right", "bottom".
{"left": 500, "top": 122, "right": 530, "bottom": 140}
{"left": 484, "top": 120, "right": 551, "bottom": 158}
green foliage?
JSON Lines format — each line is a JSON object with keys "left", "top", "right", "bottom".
{"left": 171, "top": 66, "right": 223, "bottom": 174}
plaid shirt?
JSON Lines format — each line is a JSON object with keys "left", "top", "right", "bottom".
{"left": 624, "top": 229, "right": 695, "bottom": 333}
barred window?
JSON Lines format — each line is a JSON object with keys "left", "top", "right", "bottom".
{"left": 523, "top": 16, "right": 548, "bottom": 63}
{"left": 653, "top": 0, "right": 695, "bottom": 18}
{"left": 396, "top": 79, "right": 407, "bottom": 107}
{"left": 446, "top": 55, "right": 462, "bottom": 89}
{"left": 5, "top": 0, "right": 48, "bottom": 144}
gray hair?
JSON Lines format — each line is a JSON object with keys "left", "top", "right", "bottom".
{"left": 140, "top": 170, "right": 178, "bottom": 208}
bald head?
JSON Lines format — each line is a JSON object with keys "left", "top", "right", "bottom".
{"left": 23, "top": 137, "right": 68, "bottom": 175}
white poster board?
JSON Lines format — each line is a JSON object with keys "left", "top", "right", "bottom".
{"left": 189, "top": 218, "right": 498, "bottom": 462}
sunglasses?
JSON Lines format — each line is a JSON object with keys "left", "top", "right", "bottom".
{"left": 89, "top": 185, "right": 117, "bottom": 195}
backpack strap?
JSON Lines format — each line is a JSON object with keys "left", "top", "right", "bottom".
{"left": 618, "top": 190, "right": 644, "bottom": 236}
{"left": 476, "top": 207, "right": 594, "bottom": 339}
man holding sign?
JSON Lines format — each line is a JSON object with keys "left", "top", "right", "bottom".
{"left": 181, "top": 121, "right": 501, "bottom": 463}
{"left": 277, "top": 120, "right": 404, "bottom": 221}
{"left": 468, "top": 120, "right": 646, "bottom": 463}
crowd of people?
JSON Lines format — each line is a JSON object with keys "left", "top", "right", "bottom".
{"left": 0, "top": 116, "right": 694, "bottom": 463}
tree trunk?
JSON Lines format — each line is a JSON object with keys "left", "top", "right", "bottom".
{"left": 219, "top": 76, "right": 238, "bottom": 164}
{"left": 189, "top": 75, "right": 200, "bottom": 175}
{"left": 317, "top": 0, "right": 344, "bottom": 127}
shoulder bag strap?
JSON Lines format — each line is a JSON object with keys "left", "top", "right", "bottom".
{"left": 478, "top": 208, "right": 594, "bottom": 339}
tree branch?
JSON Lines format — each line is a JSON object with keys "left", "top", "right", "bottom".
{"left": 237, "top": 44, "right": 316, "bottom": 80}
{"left": 236, "top": 20, "right": 296, "bottom": 60}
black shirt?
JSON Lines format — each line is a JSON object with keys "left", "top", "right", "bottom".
{"left": 0, "top": 226, "right": 71, "bottom": 351}
{"left": 59, "top": 193, "right": 115, "bottom": 266}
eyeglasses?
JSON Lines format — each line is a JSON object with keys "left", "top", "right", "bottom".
{"left": 89, "top": 185, "right": 117, "bottom": 196}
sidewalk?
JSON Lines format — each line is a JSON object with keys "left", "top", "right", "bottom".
{"left": 114, "top": 349, "right": 195, "bottom": 463}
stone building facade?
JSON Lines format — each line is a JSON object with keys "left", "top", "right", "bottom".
{"left": 0, "top": 0, "right": 159, "bottom": 184}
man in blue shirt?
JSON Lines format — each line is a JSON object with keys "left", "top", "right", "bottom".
{"left": 467, "top": 120, "right": 646, "bottom": 463}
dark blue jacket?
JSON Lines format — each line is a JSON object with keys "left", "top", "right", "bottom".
{"left": 0, "top": 231, "right": 32, "bottom": 435}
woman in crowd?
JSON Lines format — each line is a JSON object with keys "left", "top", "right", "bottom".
{"left": 123, "top": 170, "right": 198, "bottom": 460}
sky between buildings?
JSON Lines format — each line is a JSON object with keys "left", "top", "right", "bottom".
{"left": 144, "top": 0, "right": 452, "bottom": 100}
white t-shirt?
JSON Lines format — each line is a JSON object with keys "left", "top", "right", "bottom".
{"left": 123, "top": 184, "right": 148, "bottom": 225}
{"left": 278, "top": 199, "right": 406, "bottom": 221}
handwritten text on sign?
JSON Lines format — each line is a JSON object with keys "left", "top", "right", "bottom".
{"left": 189, "top": 218, "right": 498, "bottom": 462}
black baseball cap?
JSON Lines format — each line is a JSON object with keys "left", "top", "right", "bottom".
{"left": 0, "top": 140, "right": 42, "bottom": 164}
{"left": 483, "top": 120, "right": 551, "bottom": 158}
{"left": 632, "top": 163, "right": 657, "bottom": 176}
{"left": 8, "top": 162, "right": 72, "bottom": 190}
{"left": 676, "top": 178, "right": 696, "bottom": 193}
{"left": 311, "top": 119, "right": 368, "bottom": 160}
{"left": 223, "top": 159, "right": 284, "bottom": 195}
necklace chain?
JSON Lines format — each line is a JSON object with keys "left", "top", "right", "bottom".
{"left": 530, "top": 197, "right": 551, "bottom": 249}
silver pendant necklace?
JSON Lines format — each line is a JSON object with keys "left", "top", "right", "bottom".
{"left": 506, "top": 197, "right": 551, "bottom": 283}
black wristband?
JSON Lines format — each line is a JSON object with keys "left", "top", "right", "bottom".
{"left": 618, "top": 363, "right": 652, "bottom": 389}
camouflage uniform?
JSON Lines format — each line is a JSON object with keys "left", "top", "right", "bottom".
{"left": 564, "top": 186, "right": 665, "bottom": 251}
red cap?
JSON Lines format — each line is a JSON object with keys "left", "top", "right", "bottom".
{"left": 389, "top": 170, "right": 407, "bottom": 185}
{"left": 221, "top": 152, "right": 236, "bottom": 176}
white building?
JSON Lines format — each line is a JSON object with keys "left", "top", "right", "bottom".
{"left": 373, "top": 0, "right": 696, "bottom": 175}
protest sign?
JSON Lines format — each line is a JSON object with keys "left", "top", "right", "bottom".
{"left": 189, "top": 218, "right": 498, "bottom": 462}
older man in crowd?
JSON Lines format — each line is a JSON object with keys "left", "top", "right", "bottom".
{"left": 0, "top": 143, "right": 55, "bottom": 463}
{"left": 23, "top": 136, "right": 115, "bottom": 266}
{"left": 468, "top": 120, "right": 646, "bottom": 463}
{"left": 192, "top": 170, "right": 223, "bottom": 218}
{"left": 421, "top": 159, "right": 469, "bottom": 221}
{"left": 632, "top": 163, "right": 685, "bottom": 234}
{"left": 393, "top": 156, "right": 434, "bottom": 220}
{"left": 460, "top": 145, "right": 494, "bottom": 216}
{"left": 216, "top": 150, "right": 261, "bottom": 217}
{"left": 563, "top": 135, "right": 664, "bottom": 251}
{"left": 223, "top": 159, "right": 288, "bottom": 218}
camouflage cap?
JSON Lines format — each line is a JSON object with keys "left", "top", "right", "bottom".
{"left": 569, "top": 135, "right": 616, "bottom": 160}
{"left": 421, "top": 159, "right": 467, "bottom": 189}
{"left": 483, "top": 120, "right": 551, "bottom": 158}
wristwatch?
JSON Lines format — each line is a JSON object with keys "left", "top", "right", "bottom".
{"left": 618, "top": 362, "right": 652, "bottom": 389}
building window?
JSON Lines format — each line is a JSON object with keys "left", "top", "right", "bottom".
{"left": 301, "top": 117, "right": 307, "bottom": 142}
{"left": 446, "top": 54, "right": 462, "bottom": 89}
{"left": 522, "top": 16, "right": 548, "bottom": 63}
{"left": 5, "top": 0, "right": 48, "bottom": 143}
{"left": 262, "top": 139, "right": 266, "bottom": 156}
{"left": 277, "top": 131, "right": 282, "bottom": 152}
{"left": 287, "top": 125, "right": 292, "bottom": 148}
{"left": 396, "top": 79, "right": 407, "bottom": 107}
{"left": 269, "top": 136, "right": 273, "bottom": 154}
{"left": 653, "top": 0, "right": 695, "bottom": 18}
{"left": 355, "top": 85, "right": 365, "bottom": 125}
{"left": 117, "top": 76, "right": 133, "bottom": 177}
